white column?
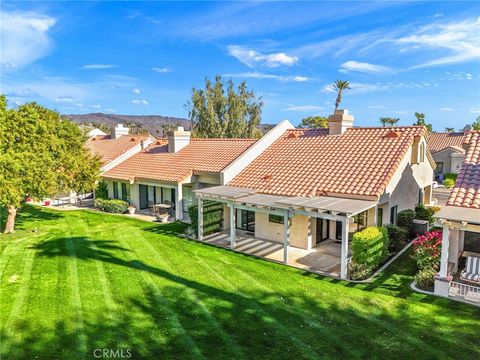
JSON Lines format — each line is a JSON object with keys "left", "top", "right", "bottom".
{"left": 229, "top": 203, "right": 236, "bottom": 249}
{"left": 197, "top": 197, "right": 203, "bottom": 241}
{"left": 439, "top": 223, "right": 450, "bottom": 278}
{"left": 283, "top": 211, "right": 290, "bottom": 264}
{"left": 176, "top": 183, "right": 183, "bottom": 220}
{"left": 306, "top": 216, "right": 313, "bottom": 250}
{"left": 340, "top": 217, "right": 349, "bottom": 279}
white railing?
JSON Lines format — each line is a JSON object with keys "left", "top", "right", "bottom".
{"left": 449, "top": 281, "right": 480, "bottom": 303}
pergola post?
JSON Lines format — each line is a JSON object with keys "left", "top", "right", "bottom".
{"left": 229, "top": 202, "right": 236, "bottom": 249}
{"left": 340, "top": 217, "right": 349, "bottom": 279}
{"left": 439, "top": 223, "right": 450, "bottom": 278}
{"left": 283, "top": 210, "right": 290, "bottom": 264}
{"left": 197, "top": 197, "right": 203, "bottom": 241}
{"left": 176, "top": 183, "right": 183, "bottom": 220}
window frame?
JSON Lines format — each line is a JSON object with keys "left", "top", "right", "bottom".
{"left": 113, "top": 182, "right": 118, "bottom": 199}
{"left": 268, "top": 214, "right": 284, "bottom": 224}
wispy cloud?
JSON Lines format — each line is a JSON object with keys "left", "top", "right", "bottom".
{"left": 322, "top": 80, "right": 438, "bottom": 94}
{"left": 470, "top": 107, "right": 480, "bottom": 114}
{"left": 339, "top": 60, "right": 393, "bottom": 74}
{"left": 398, "top": 17, "right": 480, "bottom": 68}
{"left": 282, "top": 105, "right": 324, "bottom": 112}
{"left": 132, "top": 88, "right": 141, "bottom": 94}
{"left": 224, "top": 71, "right": 308, "bottom": 82}
{"left": 367, "top": 105, "right": 387, "bottom": 110}
{"left": 130, "top": 99, "right": 149, "bottom": 105}
{"left": 54, "top": 96, "right": 75, "bottom": 103}
{"left": 1, "top": 11, "right": 56, "bottom": 69}
{"left": 82, "top": 64, "right": 116, "bottom": 69}
{"left": 440, "top": 107, "right": 454, "bottom": 111}
{"left": 227, "top": 45, "right": 298, "bottom": 68}
{"left": 152, "top": 67, "right": 172, "bottom": 73}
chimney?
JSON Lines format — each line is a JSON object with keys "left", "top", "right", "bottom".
{"left": 328, "top": 109, "right": 354, "bottom": 135}
{"left": 112, "top": 124, "right": 129, "bottom": 139}
{"left": 167, "top": 126, "right": 191, "bottom": 153}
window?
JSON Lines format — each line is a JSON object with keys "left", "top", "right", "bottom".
{"left": 113, "top": 182, "right": 118, "bottom": 199}
{"left": 353, "top": 210, "right": 368, "bottom": 231}
{"left": 269, "top": 214, "right": 284, "bottom": 224}
{"left": 418, "top": 188, "right": 424, "bottom": 205}
{"left": 436, "top": 162, "right": 444, "bottom": 174}
{"left": 121, "top": 183, "right": 129, "bottom": 201}
{"left": 377, "top": 208, "right": 383, "bottom": 226}
{"left": 419, "top": 143, "right": 425, "bottom": 162}
{"left": 390, "top": 205, "right": 398, "bottom": 225}
{"left": 182, "top": 186, "right": 193, "bottom": 212}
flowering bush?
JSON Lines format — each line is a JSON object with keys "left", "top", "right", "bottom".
{"left": 412, "top": 230, "right": 442, "bottom": 270}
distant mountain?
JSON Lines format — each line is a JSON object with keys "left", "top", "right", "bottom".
{"left": 64, "top": 113, "right": 190, "bottom": 137}
{"left": 65, "top": 112, "right": 276, "bottom": 137}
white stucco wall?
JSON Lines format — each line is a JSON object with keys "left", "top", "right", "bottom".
{"left": 254, "top": 213, "right": 311, "bottom": 250}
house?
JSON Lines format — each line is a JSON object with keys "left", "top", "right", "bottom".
{"left": 427, "top": 132, "right": 466, "bottom": 179}
{"left": 86, "top": 124, "right": 155, "bottom": 173}
{"left": 87, "top": 128, "right": 107, "bottom": 138}
{"left": 195, "top": 110, "right": 435, "bottom": 279}
{"left": 434, "top": 131, "right": 480, "bottom": 302}
{"left": 100, "top": 122, "right": 293, "bottom": 220}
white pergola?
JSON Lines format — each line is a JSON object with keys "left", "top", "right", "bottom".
{"left": 195, "top": 186, "right": 378, "bottom": 279}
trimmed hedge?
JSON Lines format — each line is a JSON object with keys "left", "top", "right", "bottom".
{"left": 95, "top": 198, "right": 129, "bottom": 214}
{"left": 443, "top": 178, "right": 454, "bottom": 189}
{"left": 189, "top": 200, "right": 224, "bottom": 237}
{"left": 397, "top": 209, "right": 415, "bottom": 234}
{"left": 444, "top": 173, "right": 458, "bottom": 182}
{"left": 348, "top": 262, "right": 375, "bottom": 281}
{"left": 95, "top": 180, "right": 109, "bottom": 199}
{"left": 385, "top": 224, "right": 409, "bottom": 253}
{"left": 415, "top": 204, "right": 436, "bottom": 223}
{"left": 351, "top": 226, "right": 389, "bottom": 267}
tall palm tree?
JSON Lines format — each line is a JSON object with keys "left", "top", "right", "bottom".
{"left": 332, "top": 80, "right": 350, "bottom": 112}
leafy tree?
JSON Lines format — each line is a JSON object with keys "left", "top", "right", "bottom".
{"left": 414, "top": 112, "right": 432, "bottom": 132}
{"left": 379, "top": 117, "right": 400, "bottom": 126}
{"left": 472, "top": 116, "right": 480, "bottom": 131}
{"left": 332, "top": 80, "right": 350, "bottom": 112}
{"left": 0, "top": 97, "right": 101, "bottom": 233}
{"left": 189, "top": 75, "right": 263, "bottom": 138}
{"left": 298, "top": 116, "right": 328, "bottom": 128}
{"left": 444, "top": 127, "right": 455, "bottom": 133}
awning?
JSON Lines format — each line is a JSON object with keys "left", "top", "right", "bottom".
{"left": 435, "top": 206, "right": 480, "bottom": 225}
{"left": 195, "top": 185, "right": 377, "bottom": 216}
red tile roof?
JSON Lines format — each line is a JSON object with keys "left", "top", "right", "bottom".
{"left": 102, "top": 138, "right": 257, "bottom": 183}
{"left": 86, "top": 134, "right": 152, "bottom": 165}
{"left": 228, "top": 126, "right": 427, "bottom": 199}
{"left": 447, "top": 131, "right": 480, "bottom": 209}
{"left": 427, "top": 132, "right": 465, "bottom": 154}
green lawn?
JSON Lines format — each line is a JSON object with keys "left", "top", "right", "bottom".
{"left": 1, "top": 206, "right": 479, "bottom": 359}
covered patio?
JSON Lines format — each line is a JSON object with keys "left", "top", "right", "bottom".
{"left": 195, "top": 185, "right": 377, "bottom": 279}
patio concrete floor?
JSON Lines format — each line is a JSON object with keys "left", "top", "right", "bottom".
{"left": 204, "top": 231, "right": 351, "bottom": 277}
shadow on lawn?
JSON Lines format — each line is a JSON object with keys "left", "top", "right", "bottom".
{"left": 1, "top": 205, "right": 64, "bottom": 233}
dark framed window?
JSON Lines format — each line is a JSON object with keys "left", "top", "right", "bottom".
{"left": 113, "top": 182, "right": 118, "bottom": 199}
{"left": 436, "top": 162, "right": 444, "bottom": 174}
{"left": 121, "top": 183, "right": 129, "bottom": 201}
{"left": 269, "top": 214, "right": 284, "bottom": 224}
{"left": 390, "top": 205, "right": 398, "bottom": 225}
{"left": 353, "top": 210, "right": 368, "bottom": 231}
{"left": 377, "top": 208, "right": 383, "bottom": 226}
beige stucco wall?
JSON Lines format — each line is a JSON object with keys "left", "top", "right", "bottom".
{"left": 254, "top": 213, "right": 311, "bottom": 250}
{"left": 432, "top": 149, "right": 455, "bottom": 174}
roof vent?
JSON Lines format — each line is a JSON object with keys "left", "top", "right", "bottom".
{"left": 263, "top": 174, "right": 272, "bottom": 181}
{"left": 287, "top": 132, "right": 300, "bottom": 139}
{"left": 386, "top": 131, "right": 402, "bottom": 139}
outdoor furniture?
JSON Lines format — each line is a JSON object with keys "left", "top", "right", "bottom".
{"left": 151, "top": 203, "right": 172, "bottom": 215}
{"left": 460, "top": 256, "right": 480, "bottom": 283}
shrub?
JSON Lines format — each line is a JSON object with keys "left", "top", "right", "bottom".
{"left": 412, "top": 230, "right": 442, "bottom": 270}
{"left": 397, "top": 209, "right": 415, "bottom": 233}
{"left": 444, "top": 173, "right": 458, "bottom": 182}
{"left": 348, "top": 262, "right": 375, "bottom": 280}
{"left": 414, "top": 267, "right": 437, "bottom": 290}
{"left": 443, "top": 178, "right": 455, "bottom": 189}
{"left": 188, "top": 200, "right": 224, "bottom": 238}
{"left": 351, "top": 226, "right": 389, "bottom": 267}
{"left": 95, "top": 180, "right": 109, "bottom": 199}
{"left": 385, "top": 224, "right": 409, "bottom": 252}
{"left": 415, "top": 203, "right": 435, "bottom": 223}
{"left": 95, "top": 198, "right": 129, "bottom": 213}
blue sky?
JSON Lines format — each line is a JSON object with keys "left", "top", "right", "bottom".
{"left": 1, "top": 1, "right": 479, "bottom": 130}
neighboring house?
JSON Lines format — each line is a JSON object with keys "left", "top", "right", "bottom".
{"left": 87, "top": 128, "right": 107, "bottom": 138}
{"left": 101, "top": 122, "right": 293, "bottom": 221}
{"left": 86, "top": 124, "right": 155, "bottom": 173}
{"left": 434, "top": 131, "right": 480, "bottom": 302}
{"left": 427, "top": 132, "right": 466, "bottom": 179}
{"left": 195, "top": 110, "right": 435, "bottom": 279}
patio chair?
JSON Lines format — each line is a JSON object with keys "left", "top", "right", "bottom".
{"left": 460, "top": 256, "right": 480, "bottom": 283}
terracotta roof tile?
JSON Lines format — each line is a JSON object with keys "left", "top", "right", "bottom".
{"left": 87, "top": 134, "right": 152, "bottom": 165}
{"left": 103, "top": 138, "right": 256, "bottom": 183}
{"left": 447, "top": 131, "right": 480, "bottom": 209}
{"left": 427, "top": 132, "right": 465, "bottom": 153}
{"left": 228, "top": 126, "right": 427, "bottom": 199}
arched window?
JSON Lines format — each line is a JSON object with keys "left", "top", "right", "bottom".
{"left": 419, "top": 143, "right": 425, "bottom": 162}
